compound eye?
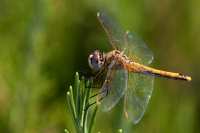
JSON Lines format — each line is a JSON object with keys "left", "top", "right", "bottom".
{"left": 88, "top": 50, "right": 104, "bottom": 71}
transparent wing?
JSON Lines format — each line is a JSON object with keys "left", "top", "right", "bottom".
{"left": 97, "top": 11, "right": 124, "bottom": 50}
{"left": 99, "top": 67, "right": 128, "bottom": 112}
{"left": 97, "top": 11, "right": 154, "bottom": 65}
{"left": 124, "top": 31, "right": 154, "bottom": 65}
{"left": 124, "top": 73, "right": 154, "bottom": 124}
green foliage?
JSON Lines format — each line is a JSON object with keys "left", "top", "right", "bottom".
{"left": 66, "top": 72, "right": 97, "bottom": 133}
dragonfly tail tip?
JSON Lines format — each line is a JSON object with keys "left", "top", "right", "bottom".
{"left": 187, "top": 76, "right": 192, "bottom": 81}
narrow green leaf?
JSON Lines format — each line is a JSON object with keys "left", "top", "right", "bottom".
{"left": 69, "top": 86, "right": 77, "bottom": 119}
{"left": 88, "top": 106, "right": 98, "bottom": 133}
{"left": 74, "top": 72, "right": 80, "bottom": 116}
{"left": 80, "top": 79, "right": 86, "bottom": 127}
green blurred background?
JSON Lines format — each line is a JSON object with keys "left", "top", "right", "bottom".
{"left": 0, "top": 0, "right": 199, "bottom": 132}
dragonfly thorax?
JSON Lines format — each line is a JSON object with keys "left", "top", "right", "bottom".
{"left": 88, "top": 49, "right": 132, "bottom": 72}
{"left": 88, "top": 50, "right": 105, "bottom": 72}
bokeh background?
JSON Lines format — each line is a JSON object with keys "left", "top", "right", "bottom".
{"left": 0, "top": 0, "right": 199, "bottom": 132}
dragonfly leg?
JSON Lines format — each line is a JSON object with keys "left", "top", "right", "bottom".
{"left": 87, "top": 66, "right": 113, "bottom": 109}
{"left": 85, "top": 96, "right": 104, "bottom": 110}
{"left": 86, "top": 84, "right": 110, "bottom": 109}
{"left": 96, "top": 89, "right": 105, "bottom": 105}
{"left": 86, "top": 89, "right": 110, "bottom": 110}
{"left": 89, "top": 89, "right": 107, "bottom": 99}
{"left": 86, "top": 91, "right": 107, "bottom": 110}
{"left": 94, "top": 67, "right": 105, "bottom": 80}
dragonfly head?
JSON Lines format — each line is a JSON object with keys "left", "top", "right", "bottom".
{"left": 88, "top": 50, "right": 105, "bottom": 72}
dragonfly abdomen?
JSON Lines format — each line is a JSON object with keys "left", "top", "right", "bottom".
{"left": 126, "top": 62, "right": 191, "bottom": 81}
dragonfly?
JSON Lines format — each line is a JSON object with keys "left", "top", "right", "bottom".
{"left": 88, "top": 11, "right": 192, "bottom": 124}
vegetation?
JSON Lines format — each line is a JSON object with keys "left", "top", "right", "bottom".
{"left": 66, "top": 73, "right": 97, "bottom": 133}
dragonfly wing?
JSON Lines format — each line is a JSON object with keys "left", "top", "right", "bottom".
{"left": 124, "top": 73, "right": 154, "bottom": 124}
{"left": 124, "top": 31, "right": 154, "bottom": 65}
{"left": 99, "top": 67, "right": 128, "bottom": 111}
{"left": 97, "top": 11, "right": 124, "bottom": 50}
{"left": 97, "top": 11, "right": 154, "bottom": 65}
